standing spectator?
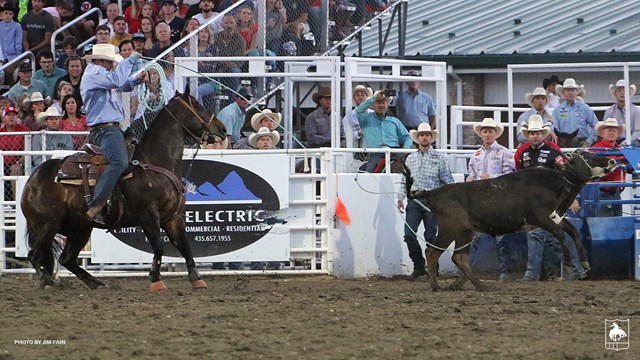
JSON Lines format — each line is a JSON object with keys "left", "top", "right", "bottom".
{"left": 0, "top": 5, "right": 22, "bottom": 86}
{"left": 542, "top": 75, "right": 562, "bottom": 113}
{"left": 0, "top": 105, "right": 30, "bottom": 201}
{"left": 213, "top": 14, "right": 245, "bottom": 95}
{"left": 397, "top": 122, "right": 454, "bottom": 280}
{"left": 356, "top": 89, "right": 412, "bottom": 172}
{"left": 55, "top": 35, "right": 79, "bottom": 70}
{"left": 604, "top": 80, "right": 640, "bottom": 146}
{"left": 33, "top": 50, "right": 68, "bottom": 97}
{"left": 125, "top": 0, "right": 158, "bottom": 34}
{"left": 21, "top": 91, "right": 50, "bottom": 130}
{"left": 31, "top": 106, "right": 74, "bottom": 170}
{"left": 21, "top": 0, "right": 55, "bottom": 55}
{"left": 217, "top": 87, "right": 251, "bottom": 145}
{"left": 192, "top": 0, "right": 222, "bottom": 33}
{"left": 53, "top": 56, "right": 85, "bottom": 109}
{"left": 265, "top": 0, "right": 286, "bottom": 52}
{"left": 552, "top": 78, "right": 598, "bottom": 147}
{"left": 6, "top": 62, "right": 50, "bottom": 105}
{"left": 234, "top": 109, "right": 281, "bottom": 149}
{"left": 465, "top": 118, "right": 515, "bottom": 281}
{"left": 516, "top": 87, "right": 555, "bottom": 146}
{"left": 589, "top": 118, "right": 626, "bottom": 217}
{"left": 236, "top": 4, "right": 257, "bottom": 51}
{"left": 396, "top": 70, "right": 437, "bottom": 131}
{"left": 160, "top": 0, "right": 186, "bottom": 43}
{"left": 305, "top": 86, "right": 344, "bottom": 148}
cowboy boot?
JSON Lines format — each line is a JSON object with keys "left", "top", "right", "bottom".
{"left": 86, "top": 200, "right": 107, "bottom": 225}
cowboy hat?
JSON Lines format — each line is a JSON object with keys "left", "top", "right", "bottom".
{"left": 555, "top": 78, "right": 584, "bottom": 95}
{"left": 542, "top": 75, "right": 563, "bottom": 89}
{"left": 409, "top": 123, "right": 438, "bottom": 143}
{"left": 312, "top": 86, "right": 332, "bottom": 104}
{"left": 352, "top": 85, "right": 373, "bottom": 99}
{"left": 250, "top": 109, "right": 282, "bottom": 131}
{"left": 36, "top": 106, "right": 63, "bottom": 124}
{"left": 521, "top": 114, "right": 551, "bottom": 139}
{"left": 525, "top": 87, "right": 551, "bottom": 108}
{"left": 82, "top": 43, "right": 120, "bottom": 62}
{"left": 23, "top": 92, "right": 51, "bottom": 107}
{"left": 595, "top": 118, "right": 624, "bottom": 136}
{"left": 249, "top": 127, "right": 280, "bottom": 148}
{"left": 609, "top": 79, "right": 637, "bottom": 99}
{"left": 473, "top": 118, "right": 504, "bottom": 138}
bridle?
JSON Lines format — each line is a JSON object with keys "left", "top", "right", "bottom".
{"left": 163, "top": 95, "right": 214, "bottom": 146}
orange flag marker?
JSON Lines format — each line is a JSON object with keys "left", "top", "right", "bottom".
{"left": 335, "top": 197, "right": 351, "bottom": 225}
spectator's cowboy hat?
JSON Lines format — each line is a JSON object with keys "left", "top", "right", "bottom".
{"left": 82, "top": 44, "right": 120, "bottom": 62}
{"left": 525, "top": 87, "right": 551, "bottom": 107}
{"left": 36, "top": 106, "right": 63, "bottom": 124}
{"left": 609, "top": 79, "right": 637, "bottom": 99}
{"left": 312, "top": 87, "right": 332, "bottom": 104}
{"left": 595, "top": 118, "right": 624, "bottom": 136}
{"left": 555, "top": 78, "right": 584, "bottom": 96}
{"left": 250, "top": 109, "right": 282, "bottom": 131}
{"left": 352, "top": 85, "right": 373, "bottom": 99}
{"left": 542, "top": 75, "right": 563, "bottom": 89}
{"left": 521, "top": 114, "right": 551, "bottom": 138}
{"left": 23, "top": 92, "right": 51, "bottom": 107}
{"left": 473, "top": 118, "right": 504, "bottom": 138}
{"left": 409, "top": 123, "right": 438, "bottom": 143}
{"left": 248, "top": 127, "right": 280, "bottom": 148}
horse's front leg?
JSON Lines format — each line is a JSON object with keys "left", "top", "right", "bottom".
{"left": 140, "top": 213, "right": 166, "bottom": 291}
{"left": 163, "top": 214, "right": 207, "bottom": 290}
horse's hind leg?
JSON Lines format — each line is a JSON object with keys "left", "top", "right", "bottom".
{"left": 27, "top": 224, "right": 58, "bottom": 287}
{"left": 163, "top": 215, "right": 207, "bottom": 289}
{"left": 59, "top": 227, "right": 105, "bottom": 289}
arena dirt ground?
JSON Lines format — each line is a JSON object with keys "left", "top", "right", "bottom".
{"left": 0, "top": 273, "right": 638, "bottom": 360}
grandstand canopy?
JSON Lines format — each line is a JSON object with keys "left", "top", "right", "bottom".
{"left": 349, "top": 0, "right": 640, "bottom": 67}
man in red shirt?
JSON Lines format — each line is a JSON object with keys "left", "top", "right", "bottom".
{"left": 1, "top": 106, "right": 30, "bottom": 200}
{"left": 590, "top": 118, "right": 626, "bottom": 217}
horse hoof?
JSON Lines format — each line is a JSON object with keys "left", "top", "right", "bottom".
{"left": 149, "top": 281, "right": 167, "bottom": 292}
{"left": 191, "top": 279, "right": 208, "bottom": 290}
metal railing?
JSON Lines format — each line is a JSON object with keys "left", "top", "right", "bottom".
{"left": 50, "top": 7, "right": 103, "bottom": 61}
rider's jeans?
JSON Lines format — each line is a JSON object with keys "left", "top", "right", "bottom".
{"left": 88, "top": 125, "right": 128, "bottom": 207}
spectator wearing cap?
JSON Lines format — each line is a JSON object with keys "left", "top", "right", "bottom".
{"left": 0, "top": 5, "right": 23, "bottom": 86}
{"left": 21, "top": 0, "right": 55, "bottom": 54}
{"left": 342, "top": 85, "right": 372, "bottom": 149}
{"left": 6, "top": 62, "right": 50, "bottom": 105}
{"left": 217, "top": 88, "right": 252, "bottom": 145}
{"left": 589, "top": 118, "right": 627, "bottom": 217}
{"left": 1, "top": 105, "right": 30, "bottom": 201}
{"left": 31, "top": 106, "right": 74, "bottom": 170}
{"left": 356, "top": 89, "right": 412, "bottom": 173}
{"left": 191, "top": 0, "right": 222, "bottom": 34}
{"left": 396, "top": 70, "right": 437, "bottom": 131}
{"left": 542, "top": 75, "right": 562, "bottom": 113}
{"left": 160, "top": 0, "right": 186, "bottom": 43}
{"left": 234, "top": 109, "right": 282, "bottom": 149}
{"left": 552, "top": 78, "right": 598, "bottom": 147}
{"left": 305, "top": 86, "right": 344, "bottom": 148}
{"left": 33, "top": 50, "right": 68, "bottom": 97}
{"left": 132, "top": 32, "right": 147, "bottom": 54}
{"left": 109, "top": 16, "right": 134, "bottom": 47}
{"left": 516, "top": 87, "right": 555, "bottom": 146}
{"left": 603, "top": 79, "right": 640, "bottom": 147}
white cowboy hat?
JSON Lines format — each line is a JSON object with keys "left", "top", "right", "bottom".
{"left": 525, "top": 87, "right": 552, "bottom": 108}
{"left": 36, "top": 106, "right": 63, "bottom": 124}
{"left": 82, "top": 44, "right": 120, "bottom": 62}
{"left": 609, "top": 79, "right": 637, "bottom": 99}
{"left": 249, "top": 127, "right": 280, "bottom": 148}
{"left": 555, "top": 78, "right": 584, "bottom": 95}
{"left": 473, "top": 118, "right": 504, "bottom": 138}
{"left": 521, "top": 114, "right": 551, "bottom": 139}
{"left": 250, "top": 109, "right": 282, "bottom": 131}
{"left": 352, "top": 85, "right": 373, "bottom": 99}
{"left": 23, "top": 92, "right": 51, "bottom": 107}
{"left": 409, "top": 123, "right": 438, "bottom": 143}
{"left": 595, "top": 118, "right": 624, "bottom": 136}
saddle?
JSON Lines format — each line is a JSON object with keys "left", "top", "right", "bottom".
{"left": 55, "top": 143, "right": 136, "bottom": 186}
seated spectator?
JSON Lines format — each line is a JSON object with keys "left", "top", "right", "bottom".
{"left": 131, "top": 67, "right": 172, "bottom": 127}
{"left": 202, "top": 134, "right": 228, "bottom": 149}
{"left": 249, "top": 126, "right": 279, "bottom": 150}
{"left": 180, "top": 17, "right": 201, "bottom": 54}
{"left": 6, "top": 61, "right": 50, "bottom": 105}
{"left": 51, "top": 81, "right": 75, "bottom": 113}
{"left": 125, "top": 0, "right": 158, "bottom": 34}
{"left": 236, "top": 4, "right": 258, "bottom": 52}
{"left": 193, "top": 27, "right": 220, "bottom": 103}
{"left": 33, "top": 50, "right": 68, "bottom": 97}
{"left": 132, "top": 32, "right": 147, "bottom": 54}
{"left": 98, "top": 2, "right": 125, "bottom": 38}
{"left": 108, "top": 16, "right": 133, "bottom": 47}
{"left": 21, "top": 91, "right": 51, "bottom": 131}
{"left": 31, "top": 106, "right": 74, "bottom": 170}
{"left": 94, "top": 24, "right": 113, "bottom": 46}
{"left": 266, "top": 0, "right": 287, "bottom": 52}
{"left": 142, "top": 2, "right": 160, "bottom": 24}
{"left": 1, "top": 105, "right": 30, "bottom": 201}
{"left": 44, "top": 0, "right": 74, "bottom": 30}
{"left": 234, "top": 109, "right": 282, "bottom": 149}
{"left": 213, "top": 14, "right": 246, "bottom": 95}
{"left": 174, "top": 0, "right": 189, "bottom": 18}
{"left": 149, "top": 22, "right": 185, "bottom": 57}
{"left": 118, "top": 40, "right": 135, "bottom": 60}
{"left": 589, "top": 118, "right": 627, "bottom": 217}
{"left": 305, "top": 86, "right": 345, "bottom": 148}
{"left": 192, "top": 0, "right": 223, "bottom": 34}
{"left": 217, "top": 88, "right": 252, "bottom": 145}
{"left": 603, "top": 79, "right": 640, "bottom": 146}
{"left": 55, "top": 35, "right": 80, "bottom": 70}
{"left": 21, "top": 0, "right": 55, "bottom": 55}
{"left": 140, "top": 17, "right": 157, "bottom": 55}
{"left": 516, "top": 87, "right": 555, "bottom": 146}
{"left": 160, "top": 0, "right": 186, "bottom": 43}
{"left": 70, "top": 0, "right": 101, "bottom": 42}
{"left": 53, "top": 56, "right": 85, "bottom": 110}
{"left": 217, "top": 0, "right": 253, "bottom": 16}
{"left": 60, "top": 94, "right": 88, "bottom": 149}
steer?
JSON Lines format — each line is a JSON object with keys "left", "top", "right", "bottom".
{"left": 403, "top": 149, "right": 616, "bottom": 291}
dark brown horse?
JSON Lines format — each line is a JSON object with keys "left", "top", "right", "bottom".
{"left": 21, "top": 89, "right": 227, "bottom": 290}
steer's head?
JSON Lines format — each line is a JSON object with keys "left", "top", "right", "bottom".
{"left": 564, "top": 149, "right": 617, "bottom": 180}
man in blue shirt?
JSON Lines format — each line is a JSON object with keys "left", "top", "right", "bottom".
{"left": 396, "top": 70, "right": 437, "bottom": 131}
{"left": 33, "top": 50, "right": 67, "bottom": 97}
{"left": 356, "top": 89, "right": 412, "bottom": 172}
{"left": 552, "top": 78, "right": 598, "bottom": 147}
{"left": 0, "top": 5, "right": 22, "bottom": 86}
{"left": 5, "top": 61, "right": 50, "bottom": 104}
{"left": 81, "top": 44, "right": 146, "bottom": 224}
{"left": 217, "top": 88, "right": 252, "bottom": 145}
